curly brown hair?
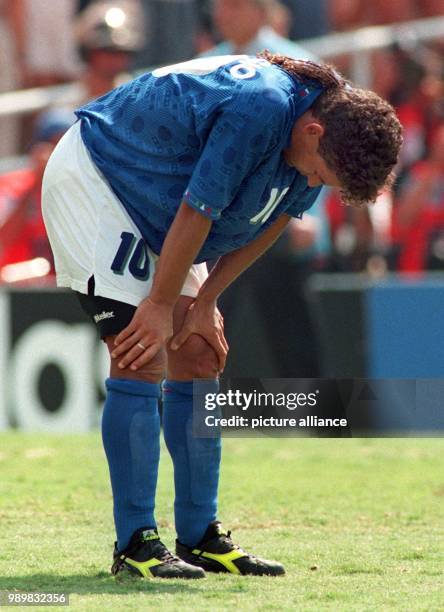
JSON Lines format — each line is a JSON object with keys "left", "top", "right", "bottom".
{"left": 259, "top": 51, "right": 403, "bottom": 207}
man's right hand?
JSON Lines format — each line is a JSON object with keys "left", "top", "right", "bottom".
{"left": 111, "top": 297, "right": 174, "bottom": 370}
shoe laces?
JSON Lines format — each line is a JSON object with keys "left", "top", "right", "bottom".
{"left": 217, "top": 530, "right": 249, "bottom": 555}
{"left": 150, "top": 539, "right": 180, "bottom": 564}
{"left": 223, "top": 530, "right": 235, "bottom": 545}
{"left": 220, "top": 529, "right": 258, "bottom": 560}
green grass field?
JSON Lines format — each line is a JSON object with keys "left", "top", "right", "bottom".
{"left": 0, "top": 434, "right": 443, "bottom": 611}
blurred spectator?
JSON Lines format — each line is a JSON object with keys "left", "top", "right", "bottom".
{"left": 8, "top": 0, "right": 81, "bottom": 88}
{"left": 373, "top": 45, "right": 444, "bottom": 188}
{"left": 363, "top": 0, "right": 417, "bottom": 25}
{"left": 371, "top": 49, "right": 405, "bottom": 103}
{"left": 267, "top": 0, "right": 292, "bottom": 38}
{"left": 420, "top": 0, "right": 444, "bottom": 17}
{"left": 284, "top": 0, "right": 329, "bottom": 40}
{"left": 195, "top": 0, "right": 217, "bottom": 54}
{"left": 329, "top": 0, "right": 443, "bottom": 31}
{"left": 133, "top": 0, "right": 199, "bottom": 69}
{"left": 393, "top": 123, "right": 444, "bottom": 273}
{"left": 371, "top": 47, "right": 426, "bottom": 177}
{"left": 329, "top": 0, "right": 365, "bottom": 31}
{"left": 75, "top": 0, "right": 145, "bottom": 100}
{"left": 0, "top": 0, "right": 20, "bottom": 156}
{"left": 0, "top": 109, "right": 74, "bottom": 283}
{"left": 202, "top": 0, "right": 318, "bottom": 59}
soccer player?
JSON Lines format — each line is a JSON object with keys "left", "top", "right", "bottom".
{"left": 42, "top": 52, "right": 402, "bottom": 579}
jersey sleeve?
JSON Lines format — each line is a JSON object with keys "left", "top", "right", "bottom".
{"left": 183, "top": 102, "right": 286, "bottom": 220}
{"left": 285, "top": 185, "right": 323, "bottom": 219}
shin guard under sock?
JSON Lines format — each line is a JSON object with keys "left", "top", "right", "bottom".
{"left": 102, "top": 377, "right": 161, "bottom": 550}
{"left": 162, "top": 379, "right": 221, "bottom": 547}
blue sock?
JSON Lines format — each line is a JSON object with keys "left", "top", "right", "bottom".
{"left": 102, "top": 377, "right": 161, "bottom": 551}
{"left": 162, "top": 379, "right": 221, "bottom": 547}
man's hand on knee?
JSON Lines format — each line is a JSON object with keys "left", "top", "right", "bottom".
{"left": 111, "top": 297, "right": 173, "bottom": 371}
{"left": 170, "top": 299, "right": 228, "bottom": 373}
{"left": 167, "top": 334, "right": 221, "bottom": 380}
{"left": 105, "top": 336, "right": 167, "bottom": 382}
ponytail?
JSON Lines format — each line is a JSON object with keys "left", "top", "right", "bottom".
{"left": 258, "top": 50, "right": 346, "bottom": 90}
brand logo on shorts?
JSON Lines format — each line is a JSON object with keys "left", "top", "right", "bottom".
{"left": 94, "top": 311, "right": 115, "bottom": 323}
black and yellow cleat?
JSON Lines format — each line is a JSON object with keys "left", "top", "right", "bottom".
{"left": 111, "top": 528, "right": 206, "bottom": 579}
{"left": 176, "top": 521, "right": 285, "bottom": 576}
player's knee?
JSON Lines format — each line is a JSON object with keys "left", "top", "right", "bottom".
{"left": 109, "top": 360, "right": 166, "bottom": 384}
{"left": 106, "top": 337, "right": 167, "bottom": 383}
{"left": 169, "top": 334, "right": 220, "bottom": 379}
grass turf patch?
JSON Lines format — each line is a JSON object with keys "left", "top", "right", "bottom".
{"left": 0, "top": 434, "right": 443, "bottom": 611}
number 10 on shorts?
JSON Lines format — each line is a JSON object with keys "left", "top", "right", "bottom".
{"left": 111, "top": 231, "right": 151, "bottom": 281}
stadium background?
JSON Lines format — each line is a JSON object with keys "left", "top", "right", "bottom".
{"left": 0, "top": 0, "right": 443, "bottom": 431}
{"left": 0, "top": 4, "right": 443, "bottom": 611}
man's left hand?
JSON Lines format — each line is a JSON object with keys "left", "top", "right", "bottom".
{"left": 170, "top": 299, "right": 228, "bottom": 373}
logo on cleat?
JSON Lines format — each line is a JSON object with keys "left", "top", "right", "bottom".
{"left": 141, "top": 530, "right": 159, "bottom": 541}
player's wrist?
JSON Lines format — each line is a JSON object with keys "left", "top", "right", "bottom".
{"left": 144, "top": 295, "right": 175, "bottom": 309}
{"left": 195, "top": 289, "right": 218, "bottom": 306}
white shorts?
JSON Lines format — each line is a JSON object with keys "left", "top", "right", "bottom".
{"left": 42, "top": 121, "right": 208, "bottom": 306}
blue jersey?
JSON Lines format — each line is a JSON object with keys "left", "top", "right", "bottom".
{"left": 76, "top": 56, "right": 323, "bottom": 263}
